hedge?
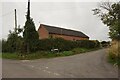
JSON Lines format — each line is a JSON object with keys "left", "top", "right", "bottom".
{"left": 37, "top": 38, "right": 100, "bottom": 52}
{"left": 2, "top": 38, "right": 100, "bottom": 53}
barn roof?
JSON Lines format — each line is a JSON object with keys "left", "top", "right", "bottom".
{"left": 40, "top": 24, "right": 89, "bottom": 38}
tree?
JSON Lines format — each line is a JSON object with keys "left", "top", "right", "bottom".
{"left": 93, "top": 2, "right": 120, "bottom": 40}
{"left": 23, "top": 0, "right": 39, "bottom": 53}
{"left": 0, "top": 40, "right": 2, "bottom": 52}
{"left": 5, "top": 30, "right": 23, "bottom": 53}
{"left": 93, "top": 2, "right": 120, "bottom": 66}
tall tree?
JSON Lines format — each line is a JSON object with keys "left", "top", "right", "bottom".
{"left": 23, "top": 0, "right": 39, "bottom": 53}
{"left": 93, "top": 2, "right": 120, "bottom": 40}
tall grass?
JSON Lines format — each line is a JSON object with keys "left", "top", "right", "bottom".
{"left": 108, "top": 40, "right": 120, "bottom": 65}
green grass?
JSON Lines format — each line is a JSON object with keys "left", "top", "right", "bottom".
{"left": 108, "top": 52, "right": 120, "bottom": 66}
{"left": 2, "top": 53, "right": 19, "bottom": 59}
{"left": 107, "top": 40, "right": 120, "bottom": 66}
{"left": 72, "top": 48, "right": 88, "bottom": 54}
{"left": 0, "top": 53, "right": 2, "bottom": 58}
{"left": 60, "top": 51, "right": 74, "bottom": 56}
{"left": 2, "top": 48, "right": 100, "bottom": 60}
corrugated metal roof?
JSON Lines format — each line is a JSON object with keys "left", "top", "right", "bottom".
{"left": 40, "top": 24, "right": 89, "bottom": 38}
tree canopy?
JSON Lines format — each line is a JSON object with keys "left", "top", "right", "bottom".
{"left": 93, "top": 2, "right": 120, "bottom": 40}
{"left": 23, "top": 18, "right": 39, "bottom": 53}
{"left": 23, "top": 1, "right": 39, "bottom": 53}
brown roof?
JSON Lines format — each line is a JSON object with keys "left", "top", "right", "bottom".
{"left": 40, "top": 24, "right": 89, "bottom": 38}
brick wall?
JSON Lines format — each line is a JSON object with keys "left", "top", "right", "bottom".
{"left": 50, "top": 33, "right": 89, "bottom": 41}
{"left": 38, "top": 25, "right": 49, "bottom": 39}
{"left": 38, "top": 25, "right": 89, "bottom": 41}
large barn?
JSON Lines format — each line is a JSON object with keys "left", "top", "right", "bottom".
{"left": 38, "top": 24, "right": 89, "bottom": 41}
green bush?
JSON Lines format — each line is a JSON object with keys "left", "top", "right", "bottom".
{"left": 2, "top": 40, "right": 7, "bottom": 52}
{"left": 72, "top": 48, "right": 88, "bottom": 54}
{"left": 37, "top": 38, "right": 100, "bottom": 52}
{"left": 2, "top": 36, "right": 100, "bottom": 54}
{"left": 2, "top": 37, "right": 24, "bottom": 53}
{"left": 108, "top": 52, "right": 120, "bottom": 65}
{"left": 61, "top": 51, "right": 74, "bottom": 56}
{"left": 101, "top": 41, "right": 110, "bottom": 47}
{"left": 75, "top": 40, "right": 100, "bottom": 49}
{"left": 0, "top": 40, "right": 1, "bottom": 52}
{"left": 38, "top": 38, "right": 74, "bottom": 51}
{"left": 2, "top": 32, "right": 25, "bottom": 53}
{"left": 76, "top": 40, "right": 97, "bottom": 48}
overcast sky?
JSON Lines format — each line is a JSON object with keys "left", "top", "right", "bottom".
{"left": 1, "top": 0, "right": 118, "bottom": 41}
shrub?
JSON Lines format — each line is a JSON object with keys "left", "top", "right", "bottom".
{"left": 76, "top": 40, "right": 98, "bottom": 49}
{"left": 2, "top": 33, "right": 27, "bottom": 53}
{"left": 2, "top": 32, "right": 23, "bottom": 53}
{"left": 108, "top": 40, "right": 120, "bottom": 65}
{"left": 2, "top": 40, "right": 7, "bottom": 52}
{"left": 101, "top": 41, "right": 110, "bottom": 47}
{"left": 95, "top": 40, "right": 101, "bottom": 47}
{"left": 38, "top": 38, "right": 74, "bottom": 51}
{"left": 2, "top": 36, "right": 100, "bottom": 54}
{"left": 72, "top": 48, "right": 88, "bottom": 54}
{"left": 37, "top": 39, "right": 100, "bottom": 52}
{"left": 0, "top": 40, "right": 1, "bottom": 52}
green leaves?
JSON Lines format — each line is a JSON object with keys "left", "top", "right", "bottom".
{"left": 93, "top": 2, "right": 120, "bottom": 40}
{"left": 37, "top": 38, "right": 100, "bottom": 52}
{"left": 23, "top": 18, "right": 39, "bottom": 53}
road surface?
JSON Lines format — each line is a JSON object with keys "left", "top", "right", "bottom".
{"left": 2, "top": 49, "right": 118, "bottom": 78}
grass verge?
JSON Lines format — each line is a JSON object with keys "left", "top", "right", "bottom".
{"left": 108, "top": 52, "right": 120, "bottom": 66}
{"left": 2, "top": 48, "right": 100, "bottom": 60}
{"left": 107, "top": 40, "right": 120, "bottom": 66}
{"left": 0, "top": 53, "right": 2, "bottom": 58}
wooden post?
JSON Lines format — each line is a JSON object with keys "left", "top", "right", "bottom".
{"left": 15, "top": 9, "right": 17, "bottom": 33}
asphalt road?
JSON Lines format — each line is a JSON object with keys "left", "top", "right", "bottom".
{"left": 2, "top": 49, "right": 118, "bottom": 78}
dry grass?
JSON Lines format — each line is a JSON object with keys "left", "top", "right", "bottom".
{"left": 109, "top": 40, "right": 119, "bottom": 56}
{"left": 108, "top": 40, "right": 120, "bottom": 65}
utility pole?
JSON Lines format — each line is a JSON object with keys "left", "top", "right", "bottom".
{"left": 14, "top": 9, "right": 17, "bottom": 33}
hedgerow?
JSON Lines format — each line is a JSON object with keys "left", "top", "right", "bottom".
{"left": 2, "top": 37, "right": 100, "bottom": 53}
